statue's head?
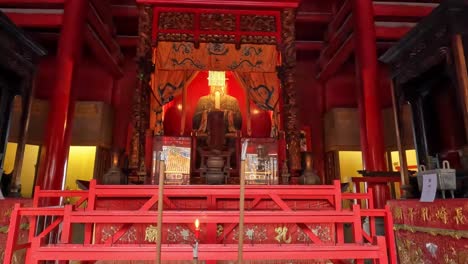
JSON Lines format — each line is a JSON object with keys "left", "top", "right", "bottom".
{"left": 210, "top": 83, "right": 226, "bottom": 96}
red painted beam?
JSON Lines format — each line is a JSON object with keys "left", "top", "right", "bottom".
{"left": 296, "top": 41, "right": 323, "bottom": 51}
{"left": 296, "top": 11, "right": 332, "bottom": 23}
{"left": 373, "top": 2, "right": 436, "bottom": 18}
{"left": 89, "top": 0, "right": 114, "bottom": 30}
{"left": 136, "top": 0, "right": 300, "bottom": 8}
{"left": 0, "top": 0, "right": 64, "bottom": 4}
{"left": 32, "top": 244, "right": 385, "bottom": 261}
{"left": 317, "top": 34, "right": 354, "bottom": 81}
{"left": 327, "top": 0, "right": 351, "bottom": 39}
{"left": 117, "top": 35, "right": 138, "bottom": 47}
{"left": 318, "top": 14, "right": 353, "bottom": 69}
{"left": 4, "top": 12, "right": 62, "bottom": 28}
{"left": 111, "top": 5, "right": 138, "bottom": 17}
{"left": 375, "top": 22, "right": 413, "bottom": 40}
{"left": 88, "top": 3, "right": 123, "bottom": 63}
{"left": 84, "top": 25, "right": 123, "bottom": 78}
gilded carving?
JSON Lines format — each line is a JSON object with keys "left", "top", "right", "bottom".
{"left": 157, "top": 33, "right": 195, "bottom": 43}
{"left": 274, "top": 226, "right": 292, "bottom": 243}
{"left": 436, "top": 207, "right": 449, "bottom": 224}
{"left": 200, "top": 13, "right": 236, "bottom": 31}
{"left": 421, "top": 207, "right": 430, "bottom": 222}
{"left": 408, "top": 207, "right": 416, "bottom": 222}
{"left": 199, "top": 34, "right": 236, "bottom": 44}
{"left": 158, "top": 12, "right": 195, "bottom": 30}
{"left": 145, "top": 225, "right": 158, "bottom": 243}
{"left": 393, "top": 224, "right": 468, "bottom": 239}
{"left": 393, "top": 206, "right": 403, "bottom": 221}
{"left": 240, "top": 15, "right": 276, "bottom": 32}
{"left": 130, "top": 5, "right": 153, "bottom": 169}
{"left": 280, "top": 8, "right": 301, "bottom": 171}
{"left": 240, "top": 35, "right": 277, "bottom": 45}
{"left": 454, "top": 207, "right": 466, "bottom": 225}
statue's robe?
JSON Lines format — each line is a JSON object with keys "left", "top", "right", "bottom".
{"left": 193, "top": 94, "right": 242, "bottom": 133}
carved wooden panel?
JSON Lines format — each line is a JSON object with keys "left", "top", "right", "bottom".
{"left": 158, "top": 12, "right": 194, "bottom": 30}
{"left": 157, "top": 33, "right": 195, "bottom": 42}
{"left": 199, "top": 34, "right": 236, "bottom": 43}
{"left": 200, "top": 13, "right": 236, "bottom": 31}
{"left": 153, "top": 7, "right": 281, "bottom": 46}
{"left": 240, "top": 35, "right": 277, "bottom": 45}
{"left": 240, "top": 15, "right": 276, "bottom": 32}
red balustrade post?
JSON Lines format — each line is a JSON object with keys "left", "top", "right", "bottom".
{"left": 352, "top": 0, "right": 389, "bottom": 208}
{"left": 36, "top": 0, "right": 88, "bottom": 193}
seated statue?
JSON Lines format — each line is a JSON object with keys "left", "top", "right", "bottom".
{"left": 193, "top": 85, "right": 242, "bottom": 135}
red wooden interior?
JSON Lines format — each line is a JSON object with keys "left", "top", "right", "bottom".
{"left": 3, "top": 180, "right": 396, "bottom": 263}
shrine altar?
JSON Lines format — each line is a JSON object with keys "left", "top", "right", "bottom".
{"left": 388, "top": 199, "right": 468, "bottom": 264}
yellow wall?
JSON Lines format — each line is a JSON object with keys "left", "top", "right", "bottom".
{"left": 390, "top": 149, "right": 418, "bottom": 172}
{"left": 3, "top": 143, "right": 39, "bottom": 197}
{"left": 338, "top": 151, "right": 363, "bottom": 183}
{"left": 65, "top": 146, "right": 96, "bottom": 190}
{"left": 3, "top": 144, "right": 96, "bottom": 196}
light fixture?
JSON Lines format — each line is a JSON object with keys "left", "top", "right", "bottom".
{"left": 208, "top": 71, "right": 226, "bottom": 87}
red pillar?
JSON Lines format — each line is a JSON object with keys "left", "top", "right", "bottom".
{"left": 352, "top": 0, "right": 388, "bottom": 207}
{"left": 353, "top": 0, "right": 387, "bottom": 171}
{"left": 36, "top": 0, "right": 88, "bottom": 191}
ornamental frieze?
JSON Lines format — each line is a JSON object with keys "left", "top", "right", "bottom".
{"left": 240, "top": 15, "right": 276, "bottom": 32}
{"left": 240, "top": 35, "right": 277, "bottom": 45}
{"left": 200, "top": 13, "right": 236, "bottom": 31}
{"left": 199, "top": 34, "right": 236, "bottom": 44}
{"left": 157, "top": 33, "right": 195, "bottom": 43}
{"left": 154, "top": 9, "right": 281, "bottom": 46}
{"left": 158, "top": 12, "right": 195, "bottom": 30}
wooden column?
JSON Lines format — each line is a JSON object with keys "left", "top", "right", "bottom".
{"left": 390, "top": 80, "right": 411, "bottom": 197}
{"left": 36, "top": 0, "right": 88, "bottom": 192}
{"left": 10, "top": 75, "right": 34, "bottom": 196}
{"left": 452, "top": 34, "right": 468, "bottom": 144}
{"left": 409, "top": 96, "right": 430, "bottom": 166}
{"left": 352, "top": 0, "right": 387, "bottom": 172}
{"left": 280, "top": 8, "right": 301, "bottom": 172}
{"left": 129, "top": 5, "right": 153, "bottom": 170}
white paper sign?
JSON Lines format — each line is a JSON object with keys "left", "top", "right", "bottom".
{"left": 420, "top": 173, "right": 437, "bottom": 202}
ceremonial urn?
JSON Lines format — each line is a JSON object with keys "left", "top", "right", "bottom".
{"left": 205, "top": 156, "right": 225, "bottom": 184}
{"left": 299, "top": 152, "right": 320, "bottom": 185}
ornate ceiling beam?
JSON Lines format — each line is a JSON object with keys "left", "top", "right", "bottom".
{"left": 136, "top": 0, "right": 299, "bottom": 9}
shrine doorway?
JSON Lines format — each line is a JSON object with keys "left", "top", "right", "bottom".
{"left": 129, "top": 3, "right": 302, "bottom": 184}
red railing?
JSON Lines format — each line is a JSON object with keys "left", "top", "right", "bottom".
{"left": 4, "top": 180, "right": 395, "bottom": 264}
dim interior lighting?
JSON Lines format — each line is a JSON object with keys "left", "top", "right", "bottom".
{"left": 177, "top": 104, "right": 182, "bottom": 110}
{"left": 252, "top": 109, "right": 260, "bottom": 114}
{"left": 195, "top": 219, "right": 200, "bottom": 230}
